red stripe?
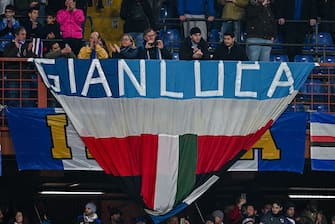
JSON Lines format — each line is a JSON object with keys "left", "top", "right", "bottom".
{"left": 82, "top": 134, "right": 158, "bottom": 209}
{"left": 196, "top": 120, "right": 273, "bottom": 174}
{"left": 311, "top": 136, "right": 335, "bottom": 142}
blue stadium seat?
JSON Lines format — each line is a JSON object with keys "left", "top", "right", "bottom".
{"left": 172, "top": 52, "right": 179, "bottom": 60}
{"left": 160, "top": 29, "right": 181, "bottom": 48}
{"left": 312, "top": 104, "right": 329, "bottom": 112}
{"left": 270, "top": 54, "right": 289, "bottom": 62}
{"left": 208, "top": 29, "right": 220, "bottom": 49}
{"left": 286, "top": 103, "right": 305, "bottom": 112}
{"left": 320, "top": 56, "right": 335, "bottom": 63}
{"left": 311, "top": 32, "right": 333, "bottom": 45}
{"left": 294, "top": 55, "right": 314, "bottom": 62}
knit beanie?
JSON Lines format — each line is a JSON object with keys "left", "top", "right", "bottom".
{"left": 85, "top": 202, "right": 97, "bottom": 213}
{"left": 212, "top": 210, "right": 224, "bottom": 220}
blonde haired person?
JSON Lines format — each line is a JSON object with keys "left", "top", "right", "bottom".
{"left": 78, "top": 31, "right": 109, "bottom": 59}
{"left": 109, "top": 33, "right": 139, "bottom": 59}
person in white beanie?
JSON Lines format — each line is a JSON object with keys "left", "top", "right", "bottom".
{"left": 212, "top": 210, "right": 224, "bottom": 224}
{"left": 76, "top": 202, "right": 101, "bottom": 224}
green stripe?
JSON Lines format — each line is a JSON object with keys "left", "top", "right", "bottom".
{"left": 174, "top": 134, "right": 198, "bottom": 205}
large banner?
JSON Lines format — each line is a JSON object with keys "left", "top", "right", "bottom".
{"left": 311, "top": 113, "right": 335, "bottom": 171}
{"left": 230, "top": 112, "right": 307, "bottom": 173}
{"left": 32, "top": 59, "right": 314, "bottom": 222}
{"left": 6, "top": 108, "right": 307, "bottom": 173}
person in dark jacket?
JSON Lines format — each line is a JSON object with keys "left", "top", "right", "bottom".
{"left": 120, "top": 0, "right": 154, "bottom": 47}
{"left": 246, "top": 0, "right": 276, "bottom": 61}
{"left": 3, "top": 26, "right": 36, "bottom": 107}
{"left": 275, "top": 0, "right": 317, "bottom": 61}
{"left": 110, "top": 33, "right": 139, "bottom": 59}
{"left": 261, "top": 201, "right": 288, "bottom": 224}
{"left": 213, "top": 32, "right": 248, "bottom": 60}
{"left": 179, "top": 26, "right": 210, "bottom": 60}
{"left": 21, "top": 7, "right": 43, "bottom": 39}
{"left": 138, "top": 28, "right": 172, "bottom": 59}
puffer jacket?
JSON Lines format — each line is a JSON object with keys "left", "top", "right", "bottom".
{"left": 56, "top": 8, "right": 85, "bottom": 39}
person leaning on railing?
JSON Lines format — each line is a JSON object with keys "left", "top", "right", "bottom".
{"left": 45, "top": 41, "right": 76, "bottom": 59}
{"left": 109, "top": 33, "right": 140, "bottom": 59}
{"left": 78, "top": 31, "right": 108, "bottom": 59}
{"left": 3, "top": 26, "right": 37, "bottom": 107}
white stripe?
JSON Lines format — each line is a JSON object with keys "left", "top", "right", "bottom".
{"left": 311, "top": 122, "right": 335, "bottom": 137}
{"left": 56, "top": 94, "right": 295, "bottom": 138}
{"left": 153, "top": 134, "right": 179, "bottom": 213}
{"left": 53, "top": 108, "right": 102, "bottom": 170}
{"left": 228, "top": 150, "right": 259, "bottom": 171}
{"left": 146, "top": 175, "right": 220, "bottom": 216}
{"left": 311, "top": 146, "right": 335, "bottom": 160}
{"left": 182, "top": 175, "right": 220, "bottom": 205}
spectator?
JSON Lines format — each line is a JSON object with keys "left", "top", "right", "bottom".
{"left": 109, "top": 34, "right": 139, "bottom": 59}
{"left": 330, "top": 216, "right": 335, "bottom": 224}
{"left": 276, "top": 0, "right": 317, "bottom": 61}
{"left": 43, "top": 12, "right": 61, "bottom": 41}
{"left": 226, "top": 196, "right": 247, "bottom": 224}
{"left": 120, "top": 0, "right": 154, "bottom": 47}
{"left": 45, "top": 42, "right": 76, "bottom": 58}
{"left": 78, "top": 31, "right": 108, "bottom": 59}
{"left": 3, "top": 26, "right": 36, "bottom": 107}
{"left": 245, "top": 0, "right": 276, "bottom": 61}
{"left": 21, "top": 6, "right": 43, "bottom": 39}
{"left": 57, "top": 0, "right": 85, "bottom": 55}
{"left": 285, "top": 203, "right": 296, "bottom": 224}
{"left": 138, "top": 28, "right": 171, "bottom": 59}
{"left": 109, "top": 208, "right": 122, "bottom": 224}
{"left": 0, "top": 4, "right": 20, "bottom": 56}
{"left": 76, "top": 202, "right": 101, "bottom": 224}
{"left": 3, "top": 26, "right": 35, "bottom": 57}
{"left": 217, "top": 0, "right": 248, "bottom": 42}
{"left": 260, "top": 203, "right": 272, "bottom": 218}
{"left": 212, "top": 210, "right": 224, "bottom": 224}
{"left": 213, "top": 32, "right": 248, "bottom": 60}
{"left": 205, "top": 215, "right": 215, "bottom": 224}
{"left": 179, "top": 26, "right": 210, "bottom": 60}
{"left": 243, "top": 204, "right": 260, "bottom": 224}
{"left": 261, "top": 201, "right": 286, "bottom": 224}
{"left": 0, "top": 207, "right": 8, "bottom": 224}
{"left": 9, "top": 210, "right": 28, "bottom": 224}
{"left": 300, "top": 201, "right": 318, "bottom": 224}
{"left": 315, "top": 211, "right": 327, "bottom": 224}
{"left": 178, "top": 0, "right": 215, "bottom": 40}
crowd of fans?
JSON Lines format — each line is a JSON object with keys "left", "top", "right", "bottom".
{"left": 1, "top": 199, "right": 335, "bottom": 224}
{"left": 0, "top": 0, "right": 334, "bottom": 62}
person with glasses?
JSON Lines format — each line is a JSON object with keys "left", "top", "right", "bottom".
{"left": 109, "top": 33, "right": 139, "bottom": 59}
{"left": 0, "top": 4, "right": 20, "bottom": 56}
{"left": 138, "top": 28, "right": 172, "bottom": 59}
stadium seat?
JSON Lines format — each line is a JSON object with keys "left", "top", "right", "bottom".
{"left": 160, "top": 29, "right": 181, "bottom": 48}
{"left": 172, "top": 52, "right": 179, "bottom": 60}
{"left": 320, "top": 56, "right": 335, "bottom": 63}
{"left": 312, "top": 104, "right": 329, "bottom": 112}
{"left": 294, "top": 55, "right": 314, "bottom": 62}
{"left": 270, "top": 54, "right": 289, "bottom": 62}
{"left": 208, "top": 29, "right": 220, "bottom": 49}
{"left": 286, "top": 103, "right": 305, "bottom": 112}
{"left": 311, "top": 32, "right": 333, "bottom": 45}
